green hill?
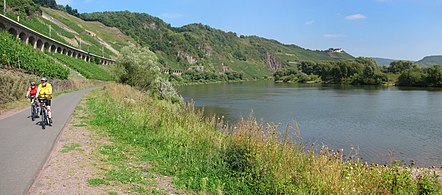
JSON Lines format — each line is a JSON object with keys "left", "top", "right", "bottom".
{"left": 373, "top": 57, "right": 400, "bottom": 66}
{"left": 415, "top": 55, "right": 442, "bottom": 67}
{"left": 80, "top": 11, "right": 354, "bottom": 79}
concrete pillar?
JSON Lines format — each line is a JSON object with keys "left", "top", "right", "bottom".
{"left": 42, "top": 43, "right": 47, "bottom": 52}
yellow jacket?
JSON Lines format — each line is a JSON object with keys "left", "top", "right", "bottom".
{"left": 38, "top": 83, "right": 53, "bottom": 99}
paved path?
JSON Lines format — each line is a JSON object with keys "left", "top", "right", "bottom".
{"left": 0, "top": 88, "right": 96, "bottom": 195}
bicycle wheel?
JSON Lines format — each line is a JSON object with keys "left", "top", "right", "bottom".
{"left": 42, "top": 108, "right": 46, "bottom": 129}
{"left": 31, "top": 105, "right": 35, "bottom": 121}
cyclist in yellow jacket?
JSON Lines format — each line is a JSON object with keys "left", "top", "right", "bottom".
{"left": 36, "top": 77, "right": 53, "bottom": 124}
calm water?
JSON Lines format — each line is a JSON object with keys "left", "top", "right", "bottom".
{"left": 179, "top": 81, "right": 442, "bottom": 167}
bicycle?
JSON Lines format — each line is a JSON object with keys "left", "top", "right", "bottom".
{"left": 29, "top": 96, "right": 39, "bottom": 121}
{"left": 39, "top": 98, "right": 51, "bottom": 129}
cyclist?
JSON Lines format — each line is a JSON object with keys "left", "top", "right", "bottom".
{"left": 25, "top": 81, "right": 38, "bottom": 101}
{"left": 36, "top": 77, "right": 53, "bottom": 124}
{"left": 25, "top": 81, "right": 39, "bottom": 117}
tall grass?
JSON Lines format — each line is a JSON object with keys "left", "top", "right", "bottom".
{"left": 88, "top": 83, "right": 441, "bottom": 194}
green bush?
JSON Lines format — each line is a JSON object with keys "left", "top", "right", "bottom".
{"left": 115, "top": 45, "right": 179, "bottom": 101}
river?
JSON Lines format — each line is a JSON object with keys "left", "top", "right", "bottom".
{"left": 179, "top": 81, "right": 442, "bottom": 167}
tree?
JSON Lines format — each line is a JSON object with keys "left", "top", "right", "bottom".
{"left": 398, "top": 67, "right": 426, "bottom": 86}
{"left": 32, "top": 0, "right": 57, "bottom": 8}
{"left": 426, "top": 65, "right": 442, "bottom": 86}
{"left": 65, "top": 4, "right": 72, "bottom": 14}
{"left": 389, "top": 61, "right": 415, "bottom": 73}
{"left": 116, "top": 45, "right": 179, "bottom": 101}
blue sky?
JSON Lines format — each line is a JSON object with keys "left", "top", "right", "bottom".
{"left": 56, "top": 0, "right": 442, "bottom": 61}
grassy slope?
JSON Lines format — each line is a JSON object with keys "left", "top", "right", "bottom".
{"left": 86, "top": 83, "right": 441, "bottom": 194}
{"left": 48, "top": 52, "right": 114, "bottom": 81}
{"left": 41, "top": 7, "right": 135, "bottom": 55}
{"left": 3, "top": 5, "right": 136, "bottom": 58}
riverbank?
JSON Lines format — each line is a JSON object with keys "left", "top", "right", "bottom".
{"left": 70, "top": 83, "right": 439, "bottom": 194}
{"left": 180, "top": 81, "right": 442, "bottom": 168}
{"left": 28, "top": 90, "right": 183, "bottom": 194}
{"left": 25, "top": 83, "right": 442, "bottom": 194}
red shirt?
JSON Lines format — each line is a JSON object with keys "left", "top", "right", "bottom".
{"left": 28, "top": 86, "right": 38, "bottom": 97}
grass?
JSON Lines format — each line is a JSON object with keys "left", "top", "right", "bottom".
{"left": 38, "top": 17, "right": 76, "bottom": 39}
{"left": 41, "top": 7, "right": 134, "bottom": 53}
{"left": 18, "top": 16, "right": 71, "bottom": 46}
{"left": 86, "top": 83, "right": 441, "bottom": 194}
{"left": 227, "top": 60, "right": 271, "bottom": 80}
{"left": 76, "top": 33, "right": 113, "bottom": 58}
{"left": 6, "top": 8, "right": 123, "bottom": 58}
{"left": 87, "top": 178, "right": 110, "bottom": 186}
{"left": 61, "top": 143, "right": 83, "bottom": 153}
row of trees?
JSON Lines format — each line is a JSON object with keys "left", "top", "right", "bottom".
{"left": 31, "top": 0, "right": 56, "bottom": 8}
{"left": 31, "top": 0, "right": 79, "bottom": 17}
{"left": 274, "top": 58, "right": 442, "bottom": 87}
{"left": 275, "top": 58, "right": 388, "bottom": 85}
{"left": 396, "top": 65, "right": 442, "bottom": 87}
{"left": 169, "top": 70, "right": 243, "bottom": 83}
{"left": 56, "top": 4, "right": 79, "bottom": 17}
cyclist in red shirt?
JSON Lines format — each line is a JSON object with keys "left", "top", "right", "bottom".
{"left": 25, "top": 82, "right": 38, "bottom": 100}
{"left": 26, "top": 82, "right": 39, "bottom": 116}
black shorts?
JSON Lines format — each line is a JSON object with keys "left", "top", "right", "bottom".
{"left": 39, "top": 98, "right": 52, "bottom": 106}
{"left": 29, "top": 96, "right": 36, "bottom": 102}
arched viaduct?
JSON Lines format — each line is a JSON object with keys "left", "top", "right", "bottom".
{"left": 0, "top": 14, "right": 114, "bottom": 65}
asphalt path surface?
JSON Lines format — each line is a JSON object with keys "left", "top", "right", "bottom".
{"left": 0, "top": 88, "right": 96, "bottom": 195}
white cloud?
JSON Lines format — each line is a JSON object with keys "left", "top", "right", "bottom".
{"left": 345, "top": 14, "right": 367, "bottom": 20}
{"left": 324, "top": 34, "right": 346, "bottom": 38}
{"left": 56, "top": 0, "right": 72, "bottom": 5}
{"left": 305, "top": 20, "right": 315, "bottom": 25}
{"left": 160, "top": 13, "right": 183, "bottom": 19}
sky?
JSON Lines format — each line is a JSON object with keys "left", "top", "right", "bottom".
{"left": 55, "top": 0, "right": 442, "bottom": 61}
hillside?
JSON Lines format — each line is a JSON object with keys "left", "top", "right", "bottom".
{"left": 2, "top": 0, "right": 136, "bottom": 58}
{"left": 40, "top": 7, "right": 136, "bottom": 57}
{"left": 2, "top": 0, "right": 354, "bottom": 79}
{"left": 415, "top": 55, "right": 442, "bottom": 67}
{"left": 374, "top": 57, "right": 399, "bottom": 66}
{"left": 80, "top": 11, "right": 354, "bottom": 78}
